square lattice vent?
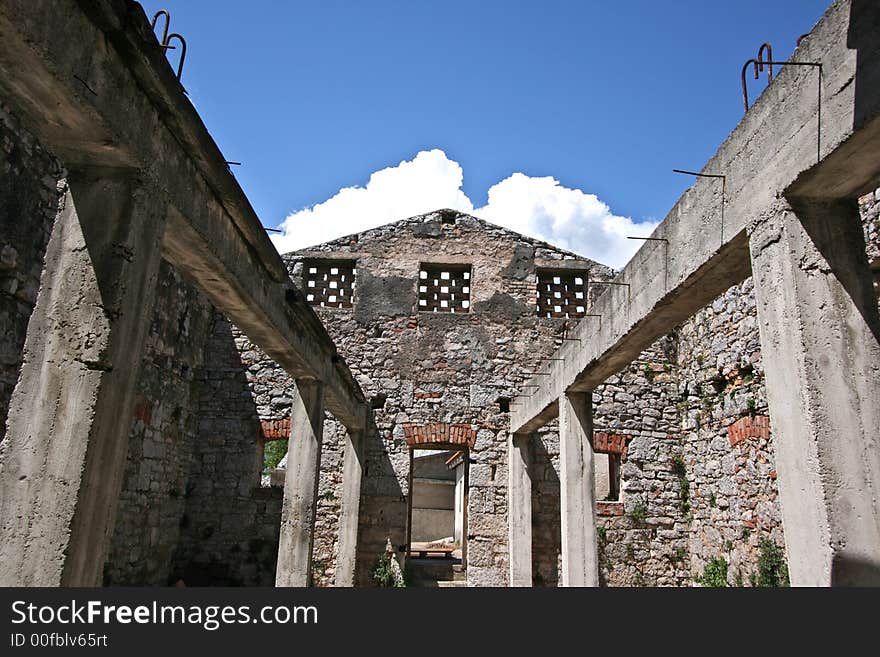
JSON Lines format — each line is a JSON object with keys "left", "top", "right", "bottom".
{"left": 536, "top": 269, "right": 587, "bottom": 318}
{"left": 418, "top": 264, "right": 471, "bottom": 313}
{"left": 304, "top": 260, "right": 356, "bottom": 309}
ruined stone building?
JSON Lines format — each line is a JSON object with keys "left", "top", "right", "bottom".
{"left": 1, "top": 0, "right": 879, "bottom": 587}
{"left": 195, "top": 203, "right": 876, "bottom": 588}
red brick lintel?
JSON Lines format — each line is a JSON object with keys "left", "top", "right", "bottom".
{"left": 261, "top": 418, "right": 291, "bottom": 441}
{"left": 403, "top": 422, "right": 477, "bottom": 448}
{"left": 593, "top": 432, "right": 630, "bottom": 458}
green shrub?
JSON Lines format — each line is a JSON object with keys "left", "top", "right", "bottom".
{"left": 372, "top": 550, "right": 405, "bottom": 587}
{"left": 671, "top": 454, "right": 687, "bottom": 478}
{"left": 756, "top": 539, "right": 789, "bottom": 587}
{"left": 263, "top": 439, "right": 288, "bottom": 471}
{"left": 700, "top": 557, "right": 728, "bottom": 587}
{"left": 671, "top": 455, "right": 690, "bottom": 513}
{"left": 629, "top": 500, "right": 647, "bottom": 523}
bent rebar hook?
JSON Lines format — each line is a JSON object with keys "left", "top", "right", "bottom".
{"left": 150, "top": 10, "right": 186, "bottom": 82}
{"left": 742, "top": 42, "right": 774, "bottom": 113}
{"left": 758, "top": 42, "right": 773, "bottom": 81}
{"left": 741, "top": 58, "right": 759, "bottom": 113}
{"left": 150, "top": 10, "right": 170, "bottom": 45}
{"left": 165, "top": 33, "right": 187, "bottom": 81}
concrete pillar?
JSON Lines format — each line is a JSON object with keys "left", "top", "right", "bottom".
{"left": 559, "top": 391, "right": 599, "bottom": 587}
{"left": 749, "top": 198, "right": 880, "bottom": 586}
{"left": 276, "top": 378, "right": 325, "bottom": 587}
{"left": 508, "top": 432, "right": 533, "bottom": 587}
{"left": 0, "top": 173, "right": 165, "bottom": 586}
{"left": 335, "top": 425, "right": 364, "bottom": 587}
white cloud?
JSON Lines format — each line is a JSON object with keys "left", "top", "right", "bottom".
{"left": 271, "top": 149, "right": 658, "bottom": 269}
{"left": 271, "top": 149, "right": 472, "bottom": 254}
{"left": 474, "top": 173, "right": 659, "bottom": 269}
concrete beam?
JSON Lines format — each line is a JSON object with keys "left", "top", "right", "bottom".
{"left": 162, "top": 205, "right": 365, "bottom": 429}
{"left": 276, "top": 380, "right": 325, "bottom": 587}
{"left": 511, "top": 0, "right": 880, "bottom": 434}
{"left": 335, "top": 424, "right": 366, "bottom": 587}
{"left": 508, "top": 433, "right": 533, "bottom": 587}
{"left": 559, "top": 392, "right": 599, "bottom": 587}
{"left": 749, "top": 199, "right": 880, "bottom": 586}
{"left": 0, "top": 174, "right": 164, "bottom": 585}
{"left": 0, "top": 0, "right": 367, "bottom": 429}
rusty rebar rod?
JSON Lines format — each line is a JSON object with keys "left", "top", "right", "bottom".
{"left": 150, "top": 10, "right": 170, "bottom": 45}
{"left": 165, "top": 33, "right": 187, "bottom": 80}
{"left": 584, "top": 313, "right": 602, "bottom": 328}
{"left": 742, "top": 58, "right": 760, "bottom": 112}
{"left": 673, "top": 169, "right": 726, "bottom": 245}
{"left": 587, "top": 279, "right": 630, "bottom": 303}
{"left": 758, "top": 42, "right": 773, "bottom": 80}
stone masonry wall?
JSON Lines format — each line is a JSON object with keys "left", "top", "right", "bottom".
{"left": 170, "top": 314, "right": 283, "bottom": 586}
{"left": 103, "top": 262, "right": 214, "bottom": 585}
{"left": 237, "top": 210, "right": 612, "bottom": 586}
{"left": 243, "top": 202, "right": 877, "bottom": 588}
{"left": 593, "top": 341, "right": 691, "bottom": 587}
{"left": 675, "top": 278, "right": 781, "bottom": 586}
{"left": 860, "top": 189, "right": 880, "bottom": 293}
{"left": 530, "top": 425, "right": 561, "bottom": 587}
{"left": 0, "top": 103, "right": 64, "bottom": 440}
{"left": 590, "top": 191, "right": 880, "bottom": 587}
{"left": 587, "top": 280, "right": 783, "bottom": 588}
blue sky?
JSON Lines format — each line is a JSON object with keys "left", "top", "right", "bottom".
{"left": 141, "top": 0, "right": 831, "bottom": 267}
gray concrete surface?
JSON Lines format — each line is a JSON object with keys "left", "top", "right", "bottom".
{"left": 335, "top": 426, "right": 365, "bottom": 587}
{"left": 508, "top": 433, "right": 533, "bottom": 587}
{"left": 559, "top": 392, "right": 599, "bottom": 587}
{"left": 276, "top": 380, "right": 325, "bottom": 587}
{"left": 750, "top": 198, "right": 880, "bottom": 585}
{"left": 0, "top": 175, "right": 165, "bottom": 585}
{"left": 0, "top": 0, "right": 369, "bottom": 586}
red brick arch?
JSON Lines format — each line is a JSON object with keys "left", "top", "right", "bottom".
{"left": 403, "top": 422, "right": 476, "bottom": 448}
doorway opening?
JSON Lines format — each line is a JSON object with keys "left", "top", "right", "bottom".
{"left": 404, "top": 446, "right": 469, "bottom": 587}
{"left": 402, "top": 422, "right": 475, "bottom": 586}
{"left": 407, "top": 447, "right": 468, "bottom": 561}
